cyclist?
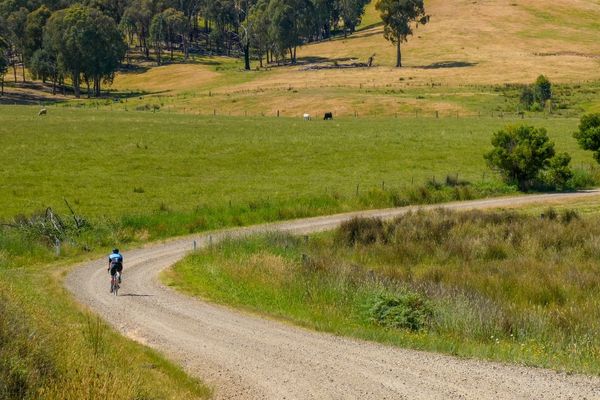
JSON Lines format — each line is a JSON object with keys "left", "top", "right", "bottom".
{"left": 108, "top": 248, "right": 124, "bottom": 291}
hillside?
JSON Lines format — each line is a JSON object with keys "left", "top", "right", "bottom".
{"left": 105, "top": 0, "right": 600, "bottom": 116}
{"left": 4, "top": 0, "right": 600, "bottom": 116}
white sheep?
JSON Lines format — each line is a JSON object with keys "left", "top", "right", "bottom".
{"left": 303, "top": 113, "right": 311, "bottom": 121}
{"left": 38, "top": 108, "right": 47, "bottom": 116}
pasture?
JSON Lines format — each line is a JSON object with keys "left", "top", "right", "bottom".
{"left": 166, "top": 204, "right": 600, "bottom": 375}
{"left": 1, "top": 106, "right": 594, "bottom": 224}
{"left": 82, "top": 0, "right": 600, "bottom": 117}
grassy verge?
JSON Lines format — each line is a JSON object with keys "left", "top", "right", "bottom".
{"left": 0, "top": 253, "right": 211, "bottom": 400}
{"left": 166, "top": 207, "right": 600, "bottom": 375}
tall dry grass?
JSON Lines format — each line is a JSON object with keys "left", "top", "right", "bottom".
{"left": 169, "top": 208, "right": 600, "bottom": 373}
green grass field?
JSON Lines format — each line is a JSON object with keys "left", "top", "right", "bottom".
{"left": 1, "top": 105, "right": 594, "bottom": 221}
{"left": 2, "top": 103, "right": 600, "bottom": 396}
{"left": 165, "top": 206, "right": 600, "bottom": 375}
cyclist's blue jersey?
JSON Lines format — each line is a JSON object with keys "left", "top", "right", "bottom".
{"left": 109, "top": 253, "right": 123, "bottom": 264}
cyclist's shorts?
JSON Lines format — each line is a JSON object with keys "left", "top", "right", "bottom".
{"left": 109, "top": 263, "right": 123, "bottom": 276}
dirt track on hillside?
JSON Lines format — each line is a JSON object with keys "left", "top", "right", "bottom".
{"left": 66, "top": 191, "right": 600, "bottom": 399}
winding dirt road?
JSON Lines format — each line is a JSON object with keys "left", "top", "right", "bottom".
{"left": 66, "top": 192, "right": 600, "bottom": 399}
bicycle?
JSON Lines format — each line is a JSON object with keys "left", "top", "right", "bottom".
{"left": 110, "top": 272, "right": 120, "bottom": 296}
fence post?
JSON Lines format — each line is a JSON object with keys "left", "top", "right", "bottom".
{"left": 55, "top": 239, "right": 61, "bottom": 256}
{"left": 356, "top": 184, "right": 360, "bottom": 196}
{"left": 193, "top": 240, "right": 197, "bottom": 251}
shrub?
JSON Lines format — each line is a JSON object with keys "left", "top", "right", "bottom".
{"left": 337, "top": 217, "right": 386, "bottom": 246}
{"left": 573, "top": 113, "right": 600, "bottom": 163}
{"left": 534, "top": 75, "right": 552, "bottom": 104}
{"left": 541, "top": 152, "right": 573, "bottom": 190}
{"left": 484, "top": 125, "right": 555, "bottom": 190}
{"left": 367, "top": 291, "right": 433, "bottom": 331}
{"left": 520, "top": 85, "right": 534, "bottom": 109}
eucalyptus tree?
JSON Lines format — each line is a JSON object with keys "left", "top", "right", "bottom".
{"left": 24, "top": 5, "right": 51, "bottom": 67}
{"left": 268, "top": 0, "right": 315, "bottom": 63}
{"left": 375, "top": 0, "right": 428, "bottom": 67}
{"left": 45, "top": 4, "right": 125, "bottom": 97}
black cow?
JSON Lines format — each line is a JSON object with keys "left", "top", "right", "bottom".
{"left": 324, "top": 112, "right": 333, "bottom": 120}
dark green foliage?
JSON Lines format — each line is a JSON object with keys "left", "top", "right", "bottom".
{"left": 23, "top": 5, "right": 51, "bottom": 66}
{"left": 484, "top": 125, "right": 556, "bottom": 190}
{"left": 534, "top": 74, "right": 552, "bottom": 104}
{"left": 573, "top": 113, "right": 600, "bottom": 163}
{"left": 519, "top": 76, "right": 553, "bottom": 111}
{"left": 338, "top": 0, "right": 369, "bottom": 36}
{"left": 268, "top": 0, "right": 315, "bottom": 63}
{"left": 376, "top": 0, "right": 429, "bottom": 67}
{"left": 367, "top": 291, "right": 433, "bottom": 331}
{"left": 520, "top": 85, "right": 534, "bottom": 109}
{"left": 0, "top": 32, "right": 7, "bottom": 95}
{"left": 542, "top": 152, "right": 573, "bottom": 190}
{"left": 45, "top": 4, "right": 126, "bottom": 97}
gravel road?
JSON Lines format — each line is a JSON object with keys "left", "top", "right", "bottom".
{"left": 66, "top": 191, "right": 600, "bottom": 399}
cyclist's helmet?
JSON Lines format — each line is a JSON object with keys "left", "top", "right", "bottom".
{"left": 112, "top": 248, "right": 119, "bottom": 254}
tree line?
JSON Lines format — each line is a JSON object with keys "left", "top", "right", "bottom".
{"left": 0, "top": 0, "right": 429, "bottom": 97}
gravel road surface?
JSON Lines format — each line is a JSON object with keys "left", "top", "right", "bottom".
{"left": 66, "top": 192, "right": 600, "bottom": 399}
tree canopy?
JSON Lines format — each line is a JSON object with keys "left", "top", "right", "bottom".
{"left": 375, "top": 0, "right": 428, "bottom": 67}
{"left": 0, "top": 0, "right": 372, "bottom": 95}
{"left": 45, "top": 4, "right": 126, "bottom": 97}
{"left": 574, "top": 113, "right": 600, "bottom": 163}
{"left": 485, "top": 125, "right": 556, "bottom": 190}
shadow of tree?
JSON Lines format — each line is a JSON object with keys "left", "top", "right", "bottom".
{"left": 413, "top": 61, "right": 478, "bottom": 69}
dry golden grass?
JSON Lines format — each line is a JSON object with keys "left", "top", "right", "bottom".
{"left": 170, "top": 0, "right": 600, "bottom": 115}
{"left": 5, "top": 0, "right": 600, "bottom": 115}
{"left": 234, "top": 0, "right": 600, "bottom": 91}
{"left": 112, "top": 63, "right": 219, "bottom": 92}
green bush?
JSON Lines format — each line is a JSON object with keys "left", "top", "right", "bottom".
{"left": 367, "top": 292, "right": 433, "bottom": 331}
{"left": 541, "top": 152, "right": 574, "bottom": 190}
{"left": 573, "top": 113, "right": 600, "bottom": 163}
{"left": 484, "top": 124, "right": 556, "bottom": 190}
{"left": 520, "top": 85, "right": 534, "bottom": 109}
{"left": 534, "top": 75, "right": 552, "bottom": 104}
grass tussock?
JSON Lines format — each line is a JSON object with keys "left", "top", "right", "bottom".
{"left": 168, "top": 208, "right": 600, "bottom": 374}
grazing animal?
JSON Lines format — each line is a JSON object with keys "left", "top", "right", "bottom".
{"left": 38, "top": 108, "right": 47, "bottom": 116}
{"left": 324, "top": 112, "right": 333, "bottom": 120}
{"left": 303, "top": 113, "right": 311, "bottom": 121}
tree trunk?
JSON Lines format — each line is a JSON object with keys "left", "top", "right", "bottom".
{"left": 396, "top": 41, "right": 402, "bottom": 67}
{"left": 244, "top": 41, "right": 250, "bottom": 70}
{"left": 1, "top": 76, "right": 3, "bottom": 95}
{"left": 52, "top": 75, "right": 56, "bottom": 95}
{"left": 95, "top": 76, "right": 101, "bottom": 97}
{"left": 73, "top": 72, "right": 80, "bottom": 98}
{"left": 21, "top": 59, "right": 25, "bottom": 82}
{"left": 13, "top": 62, "right": 17, "bottom": 82}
